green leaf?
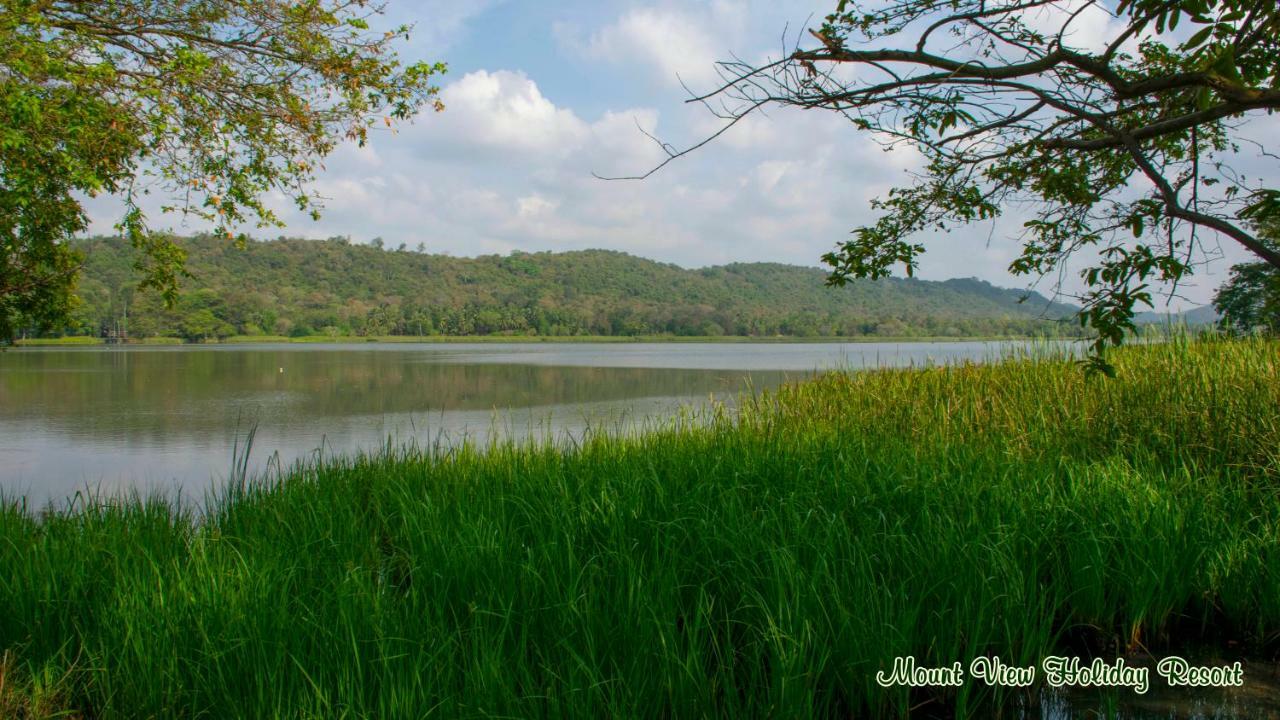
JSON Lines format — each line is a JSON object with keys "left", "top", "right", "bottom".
{"left": 1183, "top": 25, "right": 1214, "bottom": 50}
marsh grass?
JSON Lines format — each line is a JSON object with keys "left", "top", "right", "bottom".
{"left": 10, "top": 337, "right": 103, "bottom": 347}
{"left": 0, "top": 650, "right": 80, "bottom": 719}
{"left": 0, "top": 337, "right": 1277, "bottom": 718}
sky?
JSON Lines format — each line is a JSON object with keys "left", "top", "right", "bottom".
{"left": 84, "top": 0, "right": 1276, "bottom": 310}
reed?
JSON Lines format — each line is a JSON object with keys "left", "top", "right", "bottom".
{"left": 10, "top": 336, "right": 103, "bottom": 347}
{"left": 1, "top": 337, "right": 1276, "bottom": 718}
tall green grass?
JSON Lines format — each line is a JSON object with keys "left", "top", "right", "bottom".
{"left": 1, "top": 337, "right": 1277, "bottom": 718}
{"left": 10, "top": 336, "right": 104, "bottom": 347}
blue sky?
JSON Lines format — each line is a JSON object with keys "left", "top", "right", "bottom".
{"left": 86, "top": 0, "right": 1274, "bottom": 309}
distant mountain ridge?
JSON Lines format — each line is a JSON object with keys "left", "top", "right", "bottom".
{"left": 1133, "top": 305, "right": 1220, "bottom": 326}
{"left": 67, "top": 235, "right": 1081, "bottom": 340}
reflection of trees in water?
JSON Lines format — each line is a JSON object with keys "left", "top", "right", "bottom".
{"left": 0, "top": 349, "right": 788, "bottom": 443}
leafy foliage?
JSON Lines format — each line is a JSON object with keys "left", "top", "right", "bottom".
{"left": 0, "top": 0, "right": 444, "bottom": 339}
{"left": 1214, "top": 223, "right": 1280, "bottom": 333}
{"left": 675, "top": 0, "right": 1280, "bottom": 369}
{"left": 1214, "top": 260, "right": 1280, "bottom": 333}
{"left": 48, "top": 235, "right": 1081, "bottom": 342}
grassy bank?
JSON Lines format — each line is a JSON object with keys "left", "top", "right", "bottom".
{"left": 1, "top": 338, "right": 1278, "bottom": 718}
{"left": 10, "top": 336, "right": 185, "bottom": 347}
{"left": 10, "top": 336, "right": 104, "bottom": 346}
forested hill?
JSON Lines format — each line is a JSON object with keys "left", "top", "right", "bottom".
{"left": 1134, "top": 305, "right": 1220, "bottom": 326}
{"left": 67, "top": 235, "right": 1078, "bottom": 340}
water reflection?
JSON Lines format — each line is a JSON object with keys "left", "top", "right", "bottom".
{"left": 0, "top": 341, "right": 1042, "bottom": 505}
{"left": 1034, "top": 657, "right": 1280, "bottom": 719}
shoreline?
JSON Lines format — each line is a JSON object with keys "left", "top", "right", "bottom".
{"left": 9, "top": 333, "right": 1077, "bottom": 347}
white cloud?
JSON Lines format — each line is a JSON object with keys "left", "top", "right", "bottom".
{"left": 581, "top": 109, "right": 667, "bottom": 175}
{"left": 387, "top": 0, "right": 510, "bottom": 54}
{"left": 567, "top": 2, "right": 751, "bottom": 91}
{"left": 434, "top": 70, "right": 588, "bottom": 157}
{"left": 586, "top": 8, "right": 720, "bottom": 88}
{"left": 516, "top": 194, "right": 558, "bottom": 218}
{"left": 1020, "top": 0, "right": 1124, "bottom": 53}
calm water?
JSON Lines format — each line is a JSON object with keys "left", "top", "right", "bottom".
{"left": 0, "top": 341, "right": 1028, "bottom": 504}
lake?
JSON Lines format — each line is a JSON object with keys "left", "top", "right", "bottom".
{"left": 1, "top": 341, "right": 1040, "bottom": 505}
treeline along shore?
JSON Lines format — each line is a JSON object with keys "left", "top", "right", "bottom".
{"left": 43, "top": 235, "right": 1085, "bottom": 342}
{"left": 1, "top": 337, "right": 1277, "bottom": 717}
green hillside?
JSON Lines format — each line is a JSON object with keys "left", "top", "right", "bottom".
{"left": 1134, "top": 304, "right": 1220, "bottom": 326}
{"left": 62, "top": 235, "right": 1079, "bottom": 341}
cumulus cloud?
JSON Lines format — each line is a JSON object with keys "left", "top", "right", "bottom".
{"left": 431, "top": 70, "right": 588, "bottom": 158}
{"left": 582, "top": 8, "right": 722, "bottom": 88}
{"left": 1019, "top": 0, "right": 1125, "bottom": 53}
{"left": 386, "top": 0, "right": 511, "bottom": 53}
{"left": 564, "top": 1, "right": 752, "bottom": 91}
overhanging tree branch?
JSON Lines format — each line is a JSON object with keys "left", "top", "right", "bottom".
{"left": 607, "top": 0, "right": 1280, "bottom": 364}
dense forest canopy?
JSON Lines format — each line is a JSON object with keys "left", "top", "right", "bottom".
{"left": 51, "top": 235, "right": 1083, "bottom": 342}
